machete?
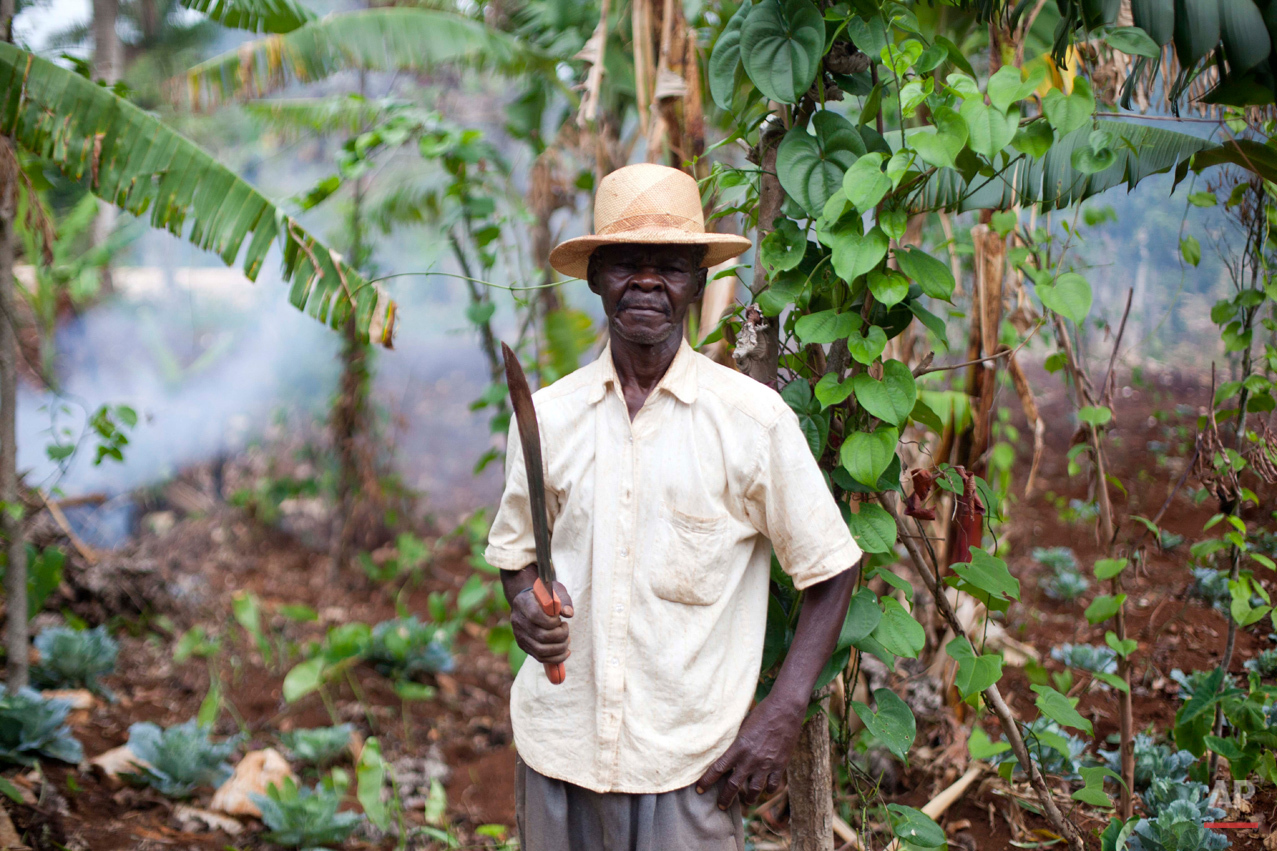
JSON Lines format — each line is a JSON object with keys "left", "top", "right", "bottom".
{"left": 501, "top": 342, "right": 566, "bottom": 685}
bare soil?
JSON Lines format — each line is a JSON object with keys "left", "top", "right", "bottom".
{"left": 1, "top": 364, "right": 1274, "bottom": 850}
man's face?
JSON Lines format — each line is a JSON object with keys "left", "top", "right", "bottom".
{"left": 588, "top": 244, "right": 706, "bottom": 346}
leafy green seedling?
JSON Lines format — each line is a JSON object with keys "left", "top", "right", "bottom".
{"left": 1100, "top": 734, "right": 1196, "bottom": 791}
{"left": 253, "top": 774, "right": 363, "bottom": 849}
{"left": 280, "top": 725, "right": 353, "bottom": 767}
{"left": 368, "top": 617, "right": 455, "bottom": 680}
{"left": 1050, "top": 643, "right": 1117, "bottom": 675}
{"left": 1128, "top": 798, "right": 1228, "bottom": 851}
{"left": 1244, "top": 647, "right": 1277, "bottom": 678}
{"left": 123, "top": 719, "right": 241, "bottom": 797}
{"left": 31, "top": 625, "right": 119, "bottom": 698}
{"left": 0, "top": 686, "right": 84, "bottom": 766}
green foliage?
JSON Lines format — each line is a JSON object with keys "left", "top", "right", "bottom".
{"left": 1040, "top": 555, "right": 1091, "bottom": 602}
{"left": 368, "top": 617, "right": 456, "bottom": 680}
{"left": 0, "top": 544, "right": 66, "bottom": 620}
{"left": 123, "top": 720, "right": 241, "bottom": 798}
{"left": 1100, "top": 734, "right": 1196, "bottom": 791}
{"left": 1140, "top": 778, "right": 1214, "bottom": 817}
{"left": 993, "top": 717, "right": 1091, "bottom": 780}
{"left": 0, "top": 687, "right": 84, "bottom": 766}
{"left": 31, "top": 626, "right": 119, "bottom": 697}
{"left": 179, "top": 0, "right": 315, "bottom": 34}
{"left": 1128, "top": 799, "right": 1229, "bottom": 851}
{"left": 0, "top": 43, "right": 396, "bottom": 346}
{"left": 279, "top": 725, "right": 353, "bottom": 767}
{"left": 187, "top": 9, "right": 551, "bottom": 106}
{"left": 253, "top": 775, "right": 363, "bottom": 849}
{"left": 1244, "top": 648, "right": 1277, "bottom": 677}
{"left": 1050, "top": 643, "right": 1117, "bottom": 675}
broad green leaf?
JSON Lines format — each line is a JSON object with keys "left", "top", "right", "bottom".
{"left": 282, "top": 657, "right": 326, "bottom": 703}
{"left": 853, "top": 688, "right": 917, "bottom": 760}
{"left": 357, "top": 737, "right": 389, "bottom": 829}
{"left": 815, "top": 373, "right": 855, "bottom": 407}
{"left": 1078, "top": 405, "right": 1113, "bottom": 425}
{"left": 1105, "top": 631, "right": 1138, "bottom": 657}
{"left": 987, "top": 64, "right": 1046, "bottom": 112}
{"left": 880, "top": 208, "right": 908, "bottom": 239}
{"left": 910, "top": 397, "right": 945, "bottom": 433}
{"left": 842, "top": 153, "right": 891, "bottom": 212}
{"left": 708, "top": 0, "right": 752, "bottom": 109}
{"left": 777, "top": 111, "right": 867, "bottom": 215}
{"left": 1179, "top": 235, "right": 1200, "bottom": 265}
{"left": 949, "top": 547, "right": 1021, "bottom": 604}
{"left": 1071, "top": 128, "right": 1118, "bottom": 174}
{"left": 841, "top": 425, "right": 899, "bottom": 487}
{"left": 1043, "top": 78, "right": 1095, "bottom": 136}
{"left": 839, "top": 588, "right": 882, "bottom": 647}
{"left": 947, "top": 636, "right": 1004, "bottom": 698}
{"left": 1132, "top": 0, "right": 1174, "bottom": 44}
{"left": 1032, "top": 684, "right": 1094, "bottom": 735}
{"left": 1073, "top": 766, "right": 1125, "bottom": 806}
{"left": 848, "top": 503, "right": 897, "bottom": 553}
{"left": 831, "top": 225, "right": 889, "bottom": 281}
{"left": 887, "top": 803, "right": 946, "bottom": 848}
{"left": 1037, "top": 272, "right": 1092, "bottom": 323}
{"left": 969, "top": 726, "right": 1011, "bottom": 759}
{"left": 1011, "top": 119, "right": 1054, "bottom": 158}
{"left": 1085, "top": 593, "right": 1126, "bottom": 624}
{"left": 852, "top": 360, "right": 917, "bottom": 426}
{"left": 910, "top": 106, "right": 968, "bottom": 169}
{"left": 872, "top": 597, "right": 925, "bottom": 659}
{"left": 961, "top": 99, "right": 1017, "bottom": 159}
{"left": 795, "top": 309, "right": 859, "bottom": 344}
{"left": 1105, "top": 25, "right": 1162, "bottom": 58}
{"left": 1094, "top": 558, "right": 1127, "bottom": 579}
{"left": 761, "top": 218, "right": 807, "bottom": 272}
{"left": 895, "top": 246, "right": 956, "bottom": 301}
{"left": 847, "top": 323, "right": 889, "bottom": 364}
{"left": 188, "top": 8, "right": 551, "bottom": 105}
{"left": 740, "top": 0, "right": 825, "bottom": 105}
{"left": 1094, "top": 671, "right": 1131, "bottom": 692}
{"left": 181, "top": 0, "right": 316, "bottom": 33}
{"left": 5, "top": 43, "right": 397, "bottom": 346}
{"left": 868, "top": 269, "right": 910, "bottom": 306}
{"left": 1220, "top": 0, "right": 1268, "bottom": 73}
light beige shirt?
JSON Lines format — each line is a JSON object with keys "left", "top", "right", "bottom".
{"left": 485, "top": 338, "right": 861, "bottom": 794}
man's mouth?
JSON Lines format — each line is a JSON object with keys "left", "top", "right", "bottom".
{"left": 619, "top": 303, "right": 670, "bottom": 317}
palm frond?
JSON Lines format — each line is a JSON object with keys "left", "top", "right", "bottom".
{"left": 185, "top": 9, "right": 551, "bottom": 107}
{"left": 244, "top": 96, "right": 428, "bottom": 135}
{"left": 911, "top": 120, "right": 1215, "bottom": 212}
{"left": 178, "top": 0, "right": 315, "bottom": 34}
{"left": 0, "top": 43, "right": 395, "bottom": 346}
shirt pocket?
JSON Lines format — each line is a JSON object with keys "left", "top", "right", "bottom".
{"left": 651, "top": 504, "right": 732, "bottom": 606}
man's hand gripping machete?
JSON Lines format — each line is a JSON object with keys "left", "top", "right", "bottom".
{"left": 502, "top": 343, "right": 567, "bottom": 685}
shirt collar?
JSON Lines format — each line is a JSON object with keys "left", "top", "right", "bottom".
{"left": 586, "top": 337, "right": 699, "bottom": 406}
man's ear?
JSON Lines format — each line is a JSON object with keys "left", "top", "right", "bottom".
{"left": 694, "top": 266, "right": 708, "bottom": 301}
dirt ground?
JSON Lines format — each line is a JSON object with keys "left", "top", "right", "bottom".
{"left": 1, "top": 363, "right": 1274, "bottom": 850}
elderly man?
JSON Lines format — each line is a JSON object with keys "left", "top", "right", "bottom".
{"left": 486, "top": 163, "right": 862, "bottom": 851}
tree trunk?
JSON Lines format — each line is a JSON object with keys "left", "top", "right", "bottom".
{"left": 788, "top": 695, "right": 834, "bottom": 851}
{"left": 0, "top": 135, "right": 27, "bottom": 689}
{"left": 1, "top": 0, "right": 27, "bottom": 691}
{"left": 91, "top": 0, "right": 121, "bottom": 285}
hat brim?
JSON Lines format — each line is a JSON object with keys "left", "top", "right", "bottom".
{"left": 548, "top": 229, "right": 754, "bottom": 280}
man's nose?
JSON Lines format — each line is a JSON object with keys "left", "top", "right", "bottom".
{"left": 629, "top": 265, "right": 665, "bottom": 290}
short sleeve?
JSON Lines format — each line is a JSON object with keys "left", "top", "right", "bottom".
{"left": 743, "top": 408, "right": 862, "bottom": 589}
{"left": 484, "top": 418, "right": 538, "bottom": 572}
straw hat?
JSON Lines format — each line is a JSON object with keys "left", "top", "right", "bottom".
{"left": 549, "top": 163, "right": 753, "bottom": 280}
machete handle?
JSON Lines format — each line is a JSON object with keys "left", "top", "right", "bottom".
{"left": 532, "top": 577, "right": 566, "bottom": 685}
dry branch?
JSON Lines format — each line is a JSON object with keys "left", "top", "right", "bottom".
{"left": 878, "top": 495, "right": 1086, "bottom": 851}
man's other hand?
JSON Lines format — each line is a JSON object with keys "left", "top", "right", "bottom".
{"left": 694, "top": 694, "right": 803, "bottom": 810}
{"left": 510, "top": 580, "right": 574, "bottom": 665}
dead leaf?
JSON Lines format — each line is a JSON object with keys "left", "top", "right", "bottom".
{"left": 173, "top": 805, "right": 242, "bottom": 836}
{"left": 209, "top": 749, "right": 295, "bottom": 818}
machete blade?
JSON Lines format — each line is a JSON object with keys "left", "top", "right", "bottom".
{"left": 501, "top": 342, "right": 555, "bottom": 589}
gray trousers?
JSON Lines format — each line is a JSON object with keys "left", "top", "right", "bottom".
{"left": 516, "top": 757, "right": 745, "bottom": 851}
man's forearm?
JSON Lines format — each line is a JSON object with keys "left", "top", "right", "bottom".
{"left": 768, "top": 565, "right": 859, "bottom": 713}
{"left": 501, "top": 564, "right": 538, "bottom": 605}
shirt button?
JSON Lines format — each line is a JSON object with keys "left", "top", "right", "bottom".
{"left": 620, "top": 546, "right": 629, "bottom": 557}
{"left": 609, "top": 657, "right": 619, "bottom": 667}
{"left": 614, "top": 603, "right": 623, "bottom": 613}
